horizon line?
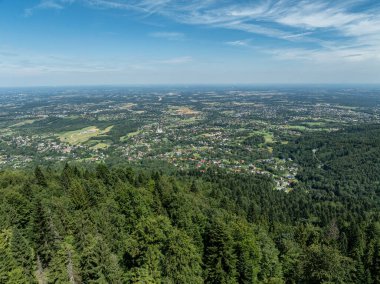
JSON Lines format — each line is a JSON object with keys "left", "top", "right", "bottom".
{"left": 1, "top": 83, "right": 380, "bottom": 89}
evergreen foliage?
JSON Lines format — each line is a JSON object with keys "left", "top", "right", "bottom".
{"left": 0, "top": 126, "right": 379, "bottom": 283}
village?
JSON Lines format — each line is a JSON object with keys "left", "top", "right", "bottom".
{"left": 1, "top": 87, "right": 379, "bottom": 191}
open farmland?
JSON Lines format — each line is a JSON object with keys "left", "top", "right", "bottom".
{"left": 58, "top": 126, "right": 113, "bottom": 145}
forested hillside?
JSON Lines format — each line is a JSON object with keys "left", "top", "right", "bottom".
{"left": 0, "top": 126, "right": 379, "bottom": 283}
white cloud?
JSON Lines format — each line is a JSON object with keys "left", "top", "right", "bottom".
{"left": 0, "top": 48, "right": 125, "bottom": 75}
{"left": 149, "top": 32, "right": 185, "bottom": 41}
{"left": 271, "top": 2, "right": 363, "bottom": 29}
{"left": 24, "top": 0, "right": 380, "bottom": 62}
{"left": 0, "top": 44, "right": 193, "bottom": 78}
{"left": 24, "top": 0, "right": 74, "bottom": 16}
{"left": 268, "top": 45, "right": 380, "bottom": 63}
{"left": 225, "top": 39, "right": 251, "bottom": 47}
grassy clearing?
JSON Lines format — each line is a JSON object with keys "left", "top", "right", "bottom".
{"left": 335, "top": 105, "right": 359, "bottom": 110}
{"left": 119, "top": 103, "right": 137, "bottom": 110}
{"left": 120, "top": 130, "right": 142, "bottom": 142}
{"left": 169, "top": 106, "right": 200, "bottom": 116}
{"left": 201, "top": 102, "right": 220, "bottom": 106}
{"left": 231, "top": 102, "right": 257, "bottom": 106}
{"left": 193, "top": 153, "right": 201, "bottom": 159}
{"left": 181, "top": 117, "right": 199, "bottom": 124}
{"left": 10, "top": 119, "right": 38, "bottom": 128}
{"left": 250, "top": 130, "right": 274, "bottom": 144}
{"left": 1, "top": 128, "right": 13, "bottom": 136}
{"left": 263, "top": 133, "right": 274, "bottom": 143}
{"left": 303, "top": 122, "right": 326, "bottom": 127}
{"left": 285, "top": 125, "right": 308, "bottom": 131}
{"left": 59, "top": 126, "right": 113, "bottom": 145}
{"left": 90, "top": 143, "right": 110, "bottom": 150}
{"left": 221, "top": 111, "right": 235, "bottom": 115}
{"left": 67, "top": 115, "right": 80, "bottom": 120}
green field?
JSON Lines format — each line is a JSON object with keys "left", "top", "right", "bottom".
{"left": 10, "top": 119, "right": 39, "bottom": 128}
{"left": 285, "top": 125, "right": 308, "bottom": 131}
{"left": 120, "top": 130, "right": 142, "bottom": 142}
{"left": 251, "top": 130, "right": 274, "bottom": 144}
{"left": 58, "top": 126, "right": 113, "bottom": 145}
{"left": 302, "top": 121, "right": 326, "bottom": 127}
{"left": 90, "top": 142, "right": 110, "bottom": 150}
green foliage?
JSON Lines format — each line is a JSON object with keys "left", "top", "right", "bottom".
{"left": 125, "top": 215, "right": 203, "bottom": 283}
{"left": 35, "top": 166, "right": 47, "bottom": 187}
{"left": 256, "top": 229, "right": 283, "bottom": 283}
{"left": 0, "top": 154, "right": 378, "bottom": 283}
{"left": 80, "top": 234, "right": 123, "bottom": 283}
{"left": 232, "top": 221, "right": 261, "bottom": 284}
{"left": 203, "top": 219, "right": 237, "bottom": 283}
{"left": 302, "top": 244, "right": 355, "bottom": 283}
{"left": 0, "top": 229, "right": 31, "bottom": 284}
{"left": 49, "top": 236, "right": 81, "bottom": 283}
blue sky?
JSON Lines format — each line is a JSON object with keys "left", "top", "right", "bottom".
{"left": 1, "top": 0, "right": 380, "bottom": 86}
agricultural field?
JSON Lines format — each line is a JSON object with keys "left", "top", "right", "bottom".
{"left": 0, "top": 85, "right": 379, "bottom": 191}
{"left": 58, "top": 126, "right": 113, "bottom": 145}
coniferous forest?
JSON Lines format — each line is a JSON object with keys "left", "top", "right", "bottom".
{"left": 0, "top": 125, "right": 379, "bottom": 283}
{"left": 2, "top": 0, "right": 380, "bottom": 282}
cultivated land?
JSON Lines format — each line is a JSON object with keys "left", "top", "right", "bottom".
{"left": 0, "top": 86, "right": 379, "bottom": 191}
{"left": 0, "top": 86, "right": 380, "bottom": 283}
{"left": 58, "top": 126, "right": 113, "bottom": 145}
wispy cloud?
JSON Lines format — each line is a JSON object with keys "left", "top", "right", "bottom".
{"left": 225, "top": 39, "right": 251, "bottom": 47}
{"left": 24, "top": 0, "right": 73, "bottom": 16}
{"left": 25, "top": 0, "right": 380, "bottom": 62}
{"left": 149, "top": 32, "right": 185, "bottom": 41}
{"left": 0, "top": 47, "right": 125, "bottom": 75}
{"left": 267, "top": 44, "right": 380, "bottom": 63}
{"left": 0, "top": 44, "right": 193, "bottom": 77}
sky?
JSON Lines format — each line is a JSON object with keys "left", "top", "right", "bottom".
{"left": 0, "top": 0, "right": 380, "bottom": 86}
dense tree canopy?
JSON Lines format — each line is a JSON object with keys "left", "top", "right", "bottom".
{"left": 0, "top": 126, "right": 379, "bottom": 283}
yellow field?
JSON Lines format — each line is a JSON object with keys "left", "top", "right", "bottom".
{"left": 119, "top": 103, "right": 137, "bottom": 110}
{"left": 59, "top": 126, "right": 113, "bottom": 145}
{"left": 169, "top": 106, "right": 200, "bottom": 116}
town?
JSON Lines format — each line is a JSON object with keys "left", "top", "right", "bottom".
{"left": 1, "top": 86, "right": 379, "bottom": 191}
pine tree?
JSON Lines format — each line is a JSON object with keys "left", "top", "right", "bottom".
{"left": 81, "top": 234, "right": 123, "bottom": 283}
{"left": 162, "top": 229, "right": 203, "bottom": 283}
{"left": 0, "top": 229, "right": 30, "bottom": 284}
{"left": 232, "top": 222, "right": 261, "bottom": 284}
{"left": 96, "top": 164, "right": 112, "bottom": 185}
{"left": 69, "top": 179, "right": 90, "bottom": 210}
{"left": 35, "top": 166, "right": 47, "bottom": 187}
{"left": 190, "top": 180, "right": 199, "bottom": 193}
{"left": 61, "top": 163, "right": 73, "bottom": 189}
{"left": 365, "top": 222, "right": 380, "bottom": 284}
{"left": 256, "top": 229, "right": 283, "bottom": 283}
{"left": 302, "top": 244, "right": 355, "bottom": 283}
{"left": 30, "top": 199, "right": 57, "bottom": 267}
{"left": 203, "top": 220, "right": 237, "bottom": 284}
{"left": 48, "top": 236, "right": 81, "bottom": 284}
{"left": 10, "top": 228, "right": 35, "bottom": 282}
